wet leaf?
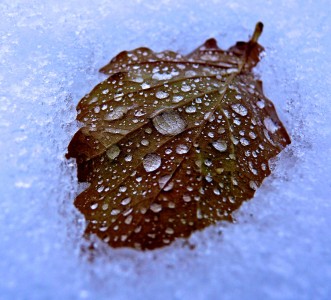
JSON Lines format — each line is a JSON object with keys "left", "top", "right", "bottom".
{"left": 67, "top": 22, "right": 291, "bottom": 250}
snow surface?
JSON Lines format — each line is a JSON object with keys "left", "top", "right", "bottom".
{"left": 1, "top": 0, "right": 331, "bottom": 299}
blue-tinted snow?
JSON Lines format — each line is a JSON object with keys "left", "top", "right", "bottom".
{"left": 0, "top": 0, "right": 330, "bottom": 299}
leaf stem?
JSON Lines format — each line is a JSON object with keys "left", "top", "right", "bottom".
{"left": 251, "top": 22, "right": 264, "bottom": 43}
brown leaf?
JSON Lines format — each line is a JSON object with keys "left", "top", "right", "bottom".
{"left": 67, "top": 22, "right": 291, "bottom": 250}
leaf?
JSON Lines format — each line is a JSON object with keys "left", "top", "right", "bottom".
{"left": 67, "top": 22, "right": 291, "bottom": 250}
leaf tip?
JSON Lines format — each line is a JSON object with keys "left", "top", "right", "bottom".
{"left": 251, "top": 22, "right": 264, "bottom": 43}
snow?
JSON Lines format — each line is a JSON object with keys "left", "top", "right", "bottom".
{"left": 1, "top": 0, "right": 331, "bottom": 299}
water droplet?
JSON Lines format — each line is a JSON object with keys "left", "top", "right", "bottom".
{"left": 240, "top": 138, "right": 250, "bottom": 146}
{"left": 124, "top": 215, "right": 133, "bottom": 225}
{"left": 111, "top": 209, "right": 121, "bottom": 216}
{"left": 90, "top": 203, "right": 98, "bottom": 210}
{"left": 106, "top": 144, "right": 121, "bottom": 160}
{"left": 124, "top": 154, "right": 132, "bottom": 162}
{"left": 150, "top": 203, "right": 162, "bottom": 213}
{"left": 181, "top": 85, "right": 191, "bottom": 92}
{"left": 257, "top": 99, "right": 265, "bottom": 108}
{"left": 141, "top": 139, "right": 150, "bottom": 146}
{"left": 249, "top": 162, "right": 258, "bottom": 175}
{"left": 152, "top": 73, "right": 173, "bottom": 80}
{"left": 264, "top": 117, "right": 279, "bottom": 133}
{"left": 121, "top": 197, "right": 131, "bottom": 205}
{"left": 94, "top": 106, "right": 100, "bottom": 113}
{"left": 172, "top": 95, "right": 184, "bottom": 103}
{"left": 145, "top": 128, "right": 152, "bottom": 134}
{"left": 141, "top": 83, "right": 150, "bottom": 89}
{"left": 104, "top": 107, "right": 128, "bottom": 121}
{"left": 114, "top": 92, "right": 124, "bottom": 102}
{"left": 88, "top": 97, "right": 98, "bottom": 105}
{"left": 185, "top": 106, "right": 196, "bottom": 114}
{"left": 204, "top": 159, "right": 212, "bottom": 167}
{"left": 176, "top": 144, "right": 189, "bottom": 154}
{"left": 213, "top": 188, "right": 221, "bottom": 195}
{"left": 249, "top": 181, "right": 258, "bottom": 190}
{"left": 119, "top": 186, "right": 127, "bottom": 193}
{"left": 218, "top": 127, "right": 225, "bottom": 134}
{"left": 131, "top": 76, "right": 144, "bottom": 83}
{"left": 212, "top": 140, "right": 227, "bottom": 152}
{"left": 249, "top": 131, "right": 257, "bottom": 139}
{"left": 143, "top": 153, "right": 161, "bottom": 172}
{"left": 155, "top": 91, "right": 169, "bottom": 99}
{"left": 183, "top": 195, "right": 191, "bottom": 202}
{"left": 152, "top": 111, "right": 187, "bottom": 136}
{"left": 134, "top": 109, "right": 146, "bottom": 117}
{"left": 165, "top": 227, "right": 174, "bottom": 235}
{"left": 231, "top": 104, "right": 248, "bottom": 116}
{"left": 159, "top": 175, "right": 174, "bottom": 191}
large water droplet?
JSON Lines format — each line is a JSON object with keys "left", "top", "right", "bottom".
{"left": 152, "top": 73, "right": 173, "bottom": 81}
{"left": 158, "top": 175, "right": 174, "bottom": 191}
{"left": 181, "top": 85, "right": 191, "bottom": 92}
{"left": 150, "top": 203, "right": 162, "bottom": 213}
{"left": 240, "top": 138, "right": 250, "bottom": 146}
{"left": 231, "top": 103, "right": 248, "bottom": 116}
{"left": 264, "top": 117, "right": 279, "bottom": 133}
{"left": 185, "top": 106, "right": 196, "bottom": 114}
{"left": 121, "top": 197, "right": 131, "bottom": 205}
{"left": 107, "top": 144, "right": 121, "bottom": 160}
{"left": 155, "top": 91, "right": 169, "bottom": 99}
{"left": 143, "top": 153, "right": 162, "bottom": 172}
{"left": 104, "top": 107, "right": 128, "bottom": 121}
{"left": 176, "top": 144, "right": 189, "bottom": 154}
{"left": 152, "top": 110, "right": 187, "bottom": 136}
{"left": 212, "top": 140, "right": 227, "bottom": 152}
{"left": 172, "top": 95, "right": 184, "bottom": 103}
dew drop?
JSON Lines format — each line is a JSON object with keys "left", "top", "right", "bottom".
{"left": 172, "top": 95, "right": 184, "bottom": 103}
{"left": 212, "top": 140, "right": 227, "bottom": 152}
{"left": 249, "top": 181, "right": 258, "bottom": 190}
{"left": 264, "top": 117, "right": 279, "bottom": 133}
{"left": 231, "top": 103, "right": 248, "bottom": 116}
{"left": 141, "top": 83, "right": 150, "bottom": 89}
{"left": 240, "top": 138, "right": 250, "bottom": 146}
{"left": 141, "top": 139, "right": 150, "bottom": 146}
{"left": 150, "top": 203, "right": 162, "bottom": 213}
{"left": 183, "top": 195, "right": 192, "bottom": 202}
{"left": 111, "top": 209, "right": 121, "bottom": 216}
{"left": 176, "top": 144, "right": 189, "bottom": 154}
{"left": 119, "top": 186, "right": 127, "bottom": 193}
{"left": 181, "top": 85, "right": 191, "bottom": 92}
{"left": 249, "top": 131, "right": 257, "bottom": 139}
{"left": 121, "top": 197, "right": 131, "bottom": 205}
{"left": 134, "top": 109, "right": 146, "bottom": 117}
{"left": 165, "top": 227, "right": 175, "bottom": 235}
{"left": 143, "top": 153, "right": 162, "bottom": 172}
{"left": 106, "top": 144, "right": 121, "bottom": 160}
{"left": 124, "top": 215, "right": 133, "bottom": 225}
{"left": 185, "top": 106, "right": 196, "bottom": 114}
{"left": 124, "top": 154, "right": 132, "bottom": 162}
{"left": 152, "top": 110, "right": 187, "bottom": 136}
{"left": 257, "top": 99, "right": 265, "bottom": 108}
{"left": 90, "top": 203, "right": 98, "bottom": 210}
{"left": 155, "top": 91, "right": 169, "bottom": 99}
{"left": 152, "top": 73, "right": 173, "bottom": 80}
{"left": 104, "top": 107, "right": 128, "bottom": 121}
